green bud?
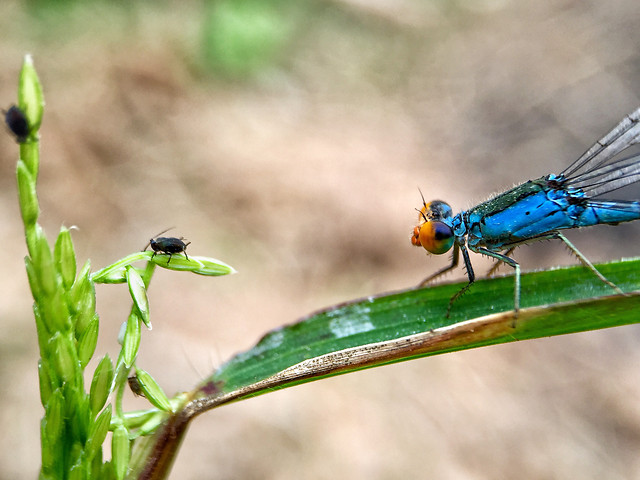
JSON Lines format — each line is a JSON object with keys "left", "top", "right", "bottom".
{"left": 49, "top": 332, "right": 78, "bottom": 384}
{"left": 24, "top": 255, "right": 41, "bottom": 302}
{"left": 67, "top": 442, "right": 85, "bottom": 479}
{"left": 92, "top": 452, "right": 107, "bottom": 479}
{"left": 70, "top": 260, "right": 92, "bottom": 311}
{"left": 33, "top": 304, "right": 51, "bottom": 358}
{"left": 123, "top": 313, "right": 141, "bottom": 368}
{"left": 18, "top": 54, "right": 44, "bottom": 134}
{"left": 154, "top": 254, "right": 236, "bottom": 276}
{"left": 117, "top": 321, "right": 127, "bottom": 346}
{"left": 47, "top": 289, "right": 72, "bottom": 332}
{"left": 27, "top": 224, "right": 56, "bottom": 296}
{"left": 68, "top": 390, "right": 91, "bottom": 444}
{"left": 54, "top": 227, "right": 77, "bottom": 290}
{"left": 134, "top": 368, "right": 172, "bottom": 412}
{"left": 44, "top": 389, "right": 64, "bottom": 445}
{"left": 112, "top": 424, "right": 130, "bottom": 480}
{"left": 126, "top": 265, "right": 150, "bottom": 327}
{"left": 86, "top": 404, "right": 111, "bottom": 461}
{"left": 78, "top": 315, "right": 99, "bottom": 369}
{"left": 97, "top": 462, "right": 115, "bottom": 479}
{"left": 89, "top": 354, "right": 113, "bottom": 416}
{"left": 40, "top": 416, "right": 60, "bottom": 476}
{"left": 77, "top": 311, "right": 98, "bottom": 344}
{"left": 38, "top": 358, "right": 54, "bottom": 407}
{"left": 67, "top": 454, "right": 85, "bottom": 480}
{"left": 16, "top": 160, "right": 39, "bottom": 227}
{"left": 71, "top": 261, "right": 96, "bottom": 334}
{"left": 191, "top": 256, "right": 237, "bottom": 276}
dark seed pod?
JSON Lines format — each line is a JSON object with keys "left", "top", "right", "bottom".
{"left": 4, "top": 105, "right": 30, "bottom": 143}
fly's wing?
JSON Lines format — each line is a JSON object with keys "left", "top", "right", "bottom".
{"left": 562, "top": 107, "right": 640, "bottom": 197}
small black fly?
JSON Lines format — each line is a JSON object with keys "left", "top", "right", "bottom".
{"left": 128, "top": 375, "right": 145, "bottom": 398}
{"left": 144, "top": 228, "right": 191, "bottom": 264}
{"left": 4, "top": 105, "right": 30, "bottom": 143}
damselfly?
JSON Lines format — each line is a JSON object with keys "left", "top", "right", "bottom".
{"left": 412, "top": 106, "right": 640, "bottom": 316}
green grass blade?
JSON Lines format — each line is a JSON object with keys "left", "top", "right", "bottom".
{"left": 135, "top": 258, "right": 640, "bottom": 479}
{"left": 190, "top": 258, "right": 640, "bottom": 413}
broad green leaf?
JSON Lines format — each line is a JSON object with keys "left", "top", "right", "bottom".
{"left": 190, "top": 258, "right": 640, "bottom": 412}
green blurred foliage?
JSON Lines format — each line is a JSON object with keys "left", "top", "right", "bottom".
{"left": 22, "top": 0, "right": 306, "bottom": 80}
{"left": 200, "top": 0, "right": 300, "bottom": 79}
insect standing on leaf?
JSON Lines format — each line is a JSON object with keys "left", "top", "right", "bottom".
{"left": 4, "top": 105, "right": 30, "bottom": 143}
{"left": 144, "top": 228, "right": 191, "bottom": 264}
{"left": 412, "top": 106, "right": 640, "bottom": 317}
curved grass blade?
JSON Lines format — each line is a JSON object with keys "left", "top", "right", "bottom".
{"left": 132, "top": 258, "right": 640, "bottom": 480}
{"left": 190, "top": 257, "right": 640, "bottom": 411}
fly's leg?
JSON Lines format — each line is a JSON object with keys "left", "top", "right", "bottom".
{"left": 472, "top": 246, "right": 521, "bottom": 315}
{"left": 419, "top": 243, "right": 460, "bottom": 287}
{"left": 446, "top": 244, "right": 475, "bottom": 317}
{"left": 555, "top": 233, "right": 624, "bottom": 295}
{"left": 486, "top": 247, "right": 516, "bottom": 277}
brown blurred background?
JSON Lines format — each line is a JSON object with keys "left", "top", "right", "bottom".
{"left": 2, "top": 0, "right": 640, "bottom": 478}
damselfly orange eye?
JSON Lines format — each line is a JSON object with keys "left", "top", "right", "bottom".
{"left": 418, "top": 221, "right": 454, "bottom": 255}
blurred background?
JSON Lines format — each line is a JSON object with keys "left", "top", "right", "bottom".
{"left": 2, "top": 0, "right": 640, "bottom": 478}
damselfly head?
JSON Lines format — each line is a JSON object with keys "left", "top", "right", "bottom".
{"left": 411, "top": 197, "right": 455, "bottom": 254}
{"left": 418, "top": 200, "right": 453, "bottom": 222}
